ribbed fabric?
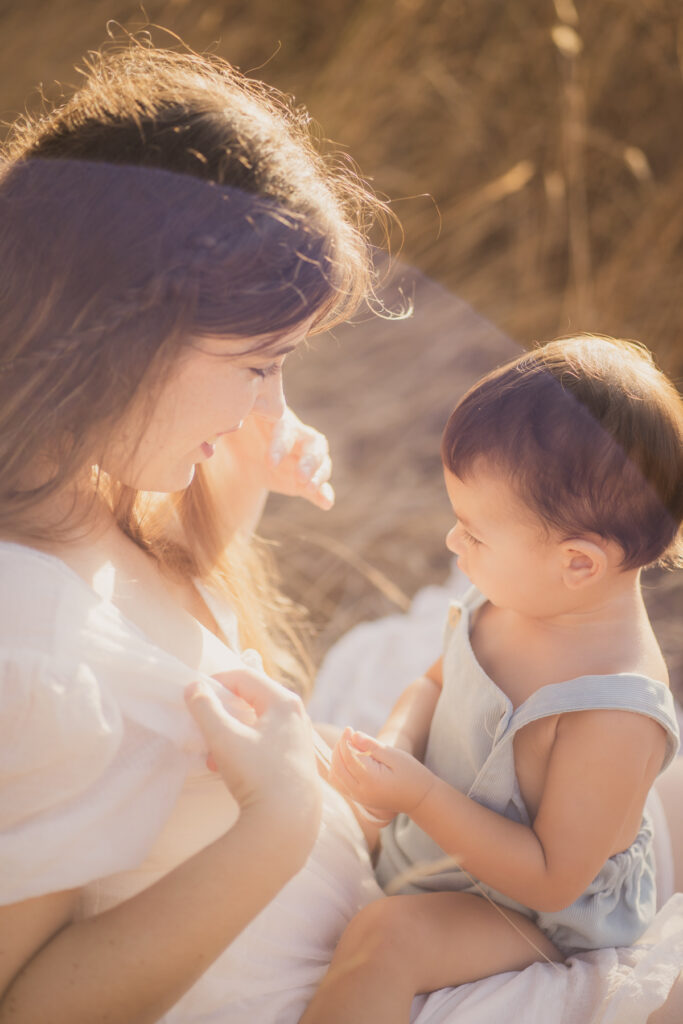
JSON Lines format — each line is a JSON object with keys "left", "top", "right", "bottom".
{"left": 375, "top": 586, "right": 680, "bottom": 954}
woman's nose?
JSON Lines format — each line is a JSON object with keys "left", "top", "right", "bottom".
{"left": 253, "top": 373, "right": 286, "bottom": 421}
{"left": 445, "top": 526, "right": 461, "bottom": 555}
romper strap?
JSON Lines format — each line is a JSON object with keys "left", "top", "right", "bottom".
{"left": 446, "top": 586, "right": 486, "bottom": 630}
{"left": 461, "top": 585, "right": 487, "bottom": 613}
{"left": 506, "top": 674, "right": 680, "bottom": 774}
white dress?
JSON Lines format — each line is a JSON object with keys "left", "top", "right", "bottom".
{"left": 1, "top": 543, "right": 682, "bottom": 1023}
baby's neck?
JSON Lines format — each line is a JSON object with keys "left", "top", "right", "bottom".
{"left": 530, "top": 569, "right": 644, "bottom": 637}
{"left": 477, "top": 571, "right": 667, "bottom": 692}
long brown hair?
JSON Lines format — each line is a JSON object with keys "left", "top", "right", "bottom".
{"left": 1, "top": 41, "right": 389, "bottom": 691}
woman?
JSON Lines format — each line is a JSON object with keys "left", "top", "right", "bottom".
{"left": 0, "top": 43, "right": 385, "bottom": 1023}
{"left": 0, "top": 41, "right": 680, "bottom": 1024}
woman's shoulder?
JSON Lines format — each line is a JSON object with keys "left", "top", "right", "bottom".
{"left": 0, "top": 541, "right": 121, "bottom": 745}
{"left": 0, "top": 540, "right": 94, "bottom": 651}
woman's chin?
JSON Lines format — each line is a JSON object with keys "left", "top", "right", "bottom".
{"left": 155, "top": 465, "right": 197, "bottom": 493}
{"left": 118, "top": 464, "right": 197, "bottom": 494}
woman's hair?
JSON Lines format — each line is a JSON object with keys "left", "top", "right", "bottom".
{"left": 1, "top": 40, "right": 389, "bottom": 691}
{"left": 441, "top": 335, "right": 683, "bottom": 569}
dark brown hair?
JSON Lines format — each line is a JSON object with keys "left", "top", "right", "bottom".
{"left": 441, "top": 335, "right": 683, "bottom": 569}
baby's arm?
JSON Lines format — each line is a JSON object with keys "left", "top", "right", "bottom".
{"left": 334, "top": 708, "right": 668, "bottom": 912}
{"left": 325, "top": 659, "right": 441, "bottom": 834}
{"left": 375, "top": 657, "right": 443, "bottom": 758}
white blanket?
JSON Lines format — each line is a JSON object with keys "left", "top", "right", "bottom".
{"left": 309, "top": 561, "right": 683, "bottom": 1024}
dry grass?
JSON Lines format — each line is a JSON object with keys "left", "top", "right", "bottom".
{"left": 1, "top": 1, "right": 681, "bottom": 696}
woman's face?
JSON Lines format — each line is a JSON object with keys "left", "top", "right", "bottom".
{"left": 101, "top": 319, "right": 312, "bottom": 492}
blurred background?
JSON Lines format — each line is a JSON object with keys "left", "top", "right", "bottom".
{"left": 1, "top": 0, "right": 681, "bottom": 696}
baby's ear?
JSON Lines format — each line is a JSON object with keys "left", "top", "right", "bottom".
{"left": 559, "top": 536, "right": 608, "bottom": 589}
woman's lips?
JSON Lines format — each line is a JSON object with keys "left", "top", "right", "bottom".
{"left": 199, "top": 420, "right": 245, "bottom": 457}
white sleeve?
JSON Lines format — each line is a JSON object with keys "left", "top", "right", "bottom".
{"left": 0, "top": 651, "right": 187, "bottom": 904}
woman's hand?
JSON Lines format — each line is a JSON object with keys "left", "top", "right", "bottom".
{"left": 185, "top": 670, "right": 322, "bottom": 842}
{"left": 198, "top": 406, "right": 333, "bottom": 543}
{"left": 264, "top": 407, "right": 334, "bottom": 509}
{"left": 222, "top": 406, "right": 334, "bottom": 510}
{"left": 0, "top": 674, "right": 324, "bottom": 1024}
{"left": 330, "top": 727, "right": 436, "bottom": 819}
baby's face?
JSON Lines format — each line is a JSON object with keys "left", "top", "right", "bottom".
{"left": 443, "top": 464, "right": 564, "bottom": 617}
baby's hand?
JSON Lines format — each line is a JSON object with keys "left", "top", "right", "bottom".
{"left": 331, "top": 727, "right": 435, "bottom": 818}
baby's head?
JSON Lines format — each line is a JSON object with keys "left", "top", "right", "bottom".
{"left": 440, "top": 336, "right": 683, "bottom": 608}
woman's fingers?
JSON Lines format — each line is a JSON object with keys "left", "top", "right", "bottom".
{"left": 210, "top": 666, "right": 301, "bottom": 719}
{"left": 185, "top": 680, "right": 249, "bottom": 741}
{"left": 296, "top": 436, "right": 334, "bottom": 508}
{"left": 305, "top": 480, "right": 335, "bottom": 510}
{"left": 297, "top": 435, "right": 330, "bottom": 481}
{"left": 268, "top": 411, "right": 298, "bottom": 467}
{"left": 303, "top": 453, "right": 335, "bottom": 509}
{"left": 265, "top": 408, "right": 335, "bottom": 509}
{"left": 184, "top": 676, "right": 320, "bottom": 819}
{"left": 268, "top": 408, "right": 329, "bottom": 475}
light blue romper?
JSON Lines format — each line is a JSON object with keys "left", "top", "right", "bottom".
{"left": 375, "top": 587, "right": 681, "bottom": 954}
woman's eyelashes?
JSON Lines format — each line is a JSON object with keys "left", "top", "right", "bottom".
{"left": 249, "top": 361, "right": 282, "bottom": 379}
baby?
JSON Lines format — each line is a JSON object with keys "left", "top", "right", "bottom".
{"left": 301, "top": 335, "right": 683, "bottom": 1024}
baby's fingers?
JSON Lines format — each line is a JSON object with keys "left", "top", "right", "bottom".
{"left": 344, "top": 730, "right": 391, "bottom": 764}
{"left": 329, "top": 729, "right": 363, "bottom": 792}
{"left": 336, "top": 729, "right": 386, "bottom": 784}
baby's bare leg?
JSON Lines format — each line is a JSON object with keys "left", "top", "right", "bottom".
{"left": 300, "top": 892, "right": 563, "bottom": 1024}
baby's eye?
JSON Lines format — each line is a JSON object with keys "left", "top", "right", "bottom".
{"left": 462, "top": 528, "right": 482, "bottom": 546}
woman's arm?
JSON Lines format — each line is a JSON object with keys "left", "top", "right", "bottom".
{"left": 332, "top": 708, "right": 667, "bottom": 913}
{"left": 0, "top": 673, "right": 322, "bottom": 1024}
{"left": 0, "top": 808, "right": 309, "bottom": 1024}
{"left": 375, "top": 657, "right": 443, "bottom": 759}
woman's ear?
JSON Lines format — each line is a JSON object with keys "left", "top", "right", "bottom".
{"left": 559, "top": 537, "right": 608, "bottom": 589}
